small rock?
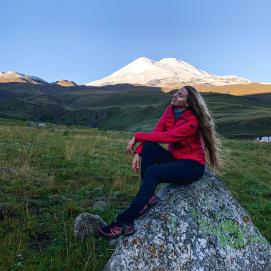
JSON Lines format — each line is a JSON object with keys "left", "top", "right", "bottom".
{"left": 111, "top": 191, "right": 121, "bottom": 199}
{"left": 27, "top": 121, "right": 47, "bottom": 128}
{"left": 0, "top": 167, "right": 17, "bottom": 176}
{"left": 48, "top": 194, "right": 64, "bottom": 204}
{"left": 37, "top": 123, "right": 47, "bottom": 128}
{"left": 27, "top": 121, "right": 37, "bottom": 127}
{"left": 93, "top": 200, "right": 107, "bottom": 211}
{"left": 74, "top": 213, "right": 106, "bottom": 240}
{"left": 109, "top": 239, "right": 120, "bottom": 246}
{"left": 94, "top": 186, "right": 104, "bottom": 195}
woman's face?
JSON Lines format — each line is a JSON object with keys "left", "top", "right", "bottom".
{"left": 171, "top": 87, "right": 189, "bottom": 108}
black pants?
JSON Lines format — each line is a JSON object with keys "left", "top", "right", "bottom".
{"left": 116, "top": 142, "right": 205, "bottom": 224}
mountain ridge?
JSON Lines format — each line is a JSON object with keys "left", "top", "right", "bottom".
{"left": 1, "top": 57, "right": 271, "bottom": 95}
{"left": 86, "top": 57, "right": 253, "bottom": 87}
{"left": 0, "top": 71, "right": 48, "bottom": 84}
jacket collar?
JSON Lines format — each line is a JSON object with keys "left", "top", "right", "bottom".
{"left": 169, "top": 104, "right": 194, "bottom": 118}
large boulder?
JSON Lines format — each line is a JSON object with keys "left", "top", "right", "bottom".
{"left": 103, "top": 167, "right": 271, "bottom": 271}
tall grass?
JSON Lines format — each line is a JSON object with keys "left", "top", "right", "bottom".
{"left": 0, "top": 121, "right": 270, "bottom": 270}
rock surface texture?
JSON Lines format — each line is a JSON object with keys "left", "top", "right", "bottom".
{"left": 74, "top": 213, "right": 106, "bottom": 240}
{"left": 103, "top": 167, "right": 271, "bottom": 271}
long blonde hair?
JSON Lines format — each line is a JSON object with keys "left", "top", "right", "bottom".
{"left": 183, "top": 85, "right": 223, "bottom": 172}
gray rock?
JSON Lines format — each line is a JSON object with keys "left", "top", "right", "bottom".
{"left": 27, "top": 121, "right": 47, "bottom": 128}
{"left": 74, "top": 213, "right": 106, "bottom": 240}
{"left": 27, "top": 121, "right": 37, "bottom": 127}
{"left": 93, "top": 200, "right": 107, "bottom": 211}
{"left": 103, "top": 167, "right": 271, "bottom": 271}
{"left": 37, "top": 122, "right": 47, "bottom": 128}
{"left": 111, "top": 191, "right": 121, "bottom": 199}
{"left": 94, "top": 186, "right": 104, "bottom": 195}
{"left": 109, "top": 238, "right": 120, "bottom": 247}
{"left": 0, "top": 167, "right": 17, "bottom": 176}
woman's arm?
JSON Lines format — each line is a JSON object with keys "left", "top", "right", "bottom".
{"left": 134, "top": 117, "right": 199, "bottom": 144}
{"left": 134, "top": 105, "right": 169, "bottom": 155}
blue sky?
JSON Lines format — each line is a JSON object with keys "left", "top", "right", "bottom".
{"left": 0, "top": 0, "right": 270, "bottom": 84}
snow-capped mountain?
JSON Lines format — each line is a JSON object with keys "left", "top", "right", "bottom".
{"left": 0, "top": 71, "right": 48, "bottom": 84}
{"left": 85, "top": 57, "right": 252, "bottom": 87}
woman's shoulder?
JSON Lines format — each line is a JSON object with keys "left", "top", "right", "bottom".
{"left": 162, "top": 104, "right": 174, "bottom": 117}
{"left": 181, "top": 108, "right": 198, "bottom": 120}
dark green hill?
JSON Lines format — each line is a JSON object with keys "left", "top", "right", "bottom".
{"left": 0, "top": 83, "right": 270, "bottom": 137}
{"left": 245, "top": 93, "right": 271, "bottom": 106}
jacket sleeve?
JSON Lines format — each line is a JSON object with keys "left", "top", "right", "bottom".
{"left": 134, "top": 106, "right": 169, "bottom": 156}
{"left": 134, "top": 116, "right": 199, "bottom": 144}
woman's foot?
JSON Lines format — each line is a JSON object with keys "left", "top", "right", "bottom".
{"left": 98, "top": 219, "right": 135, "bottom": 239}
{"left": 137, "top": 194, "right": 160, "bottom": 218}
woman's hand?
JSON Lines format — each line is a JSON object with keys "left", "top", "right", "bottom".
{"left": 126, "top": 137, "right": 136, "bottom": 155}
{"left": 132, "top": 153, "right": 140, "bottom": 173}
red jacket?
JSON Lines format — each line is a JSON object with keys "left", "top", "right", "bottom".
{"left": 134, "top": 104, "right": 206, "bottom": 165}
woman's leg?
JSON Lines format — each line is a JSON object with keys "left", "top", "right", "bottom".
{"left": 140, "top": 141, "right": 174, "bottom": 180}
{"left": 116, "top": 159, "right": 205, "bottom": 224}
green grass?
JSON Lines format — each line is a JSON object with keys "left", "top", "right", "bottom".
{"left": 0, "top": 120, "right": 270, "bottom": 270}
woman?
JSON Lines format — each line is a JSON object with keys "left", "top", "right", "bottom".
{"left": 98, "top": 85, "right": 222, "bottom": 239}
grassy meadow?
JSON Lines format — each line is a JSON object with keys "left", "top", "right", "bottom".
{"left": 0, "top": 119, "right": 270, "bottom": 270}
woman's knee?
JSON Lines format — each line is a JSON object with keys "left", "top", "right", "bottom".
{"left": 144, "top": 165, "right": 160, "bottom": 179}
{"left": 142, "top": 141, "right": 159, "bottom": 154}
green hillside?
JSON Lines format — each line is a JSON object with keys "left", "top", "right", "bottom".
{"left": 0, "top": 83, "right": 270, "bottom": 137}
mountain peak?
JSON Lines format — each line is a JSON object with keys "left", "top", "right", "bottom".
{"left": 134, "top": 56, "right": 154, "bottom": 62}
{"left": 159, "top": 57, "right": 180, "bottom": 63}
{"left": 130, "top": 57, "right": 157, "bottom": 65}
{"left": 85, "top": 56, "right": 252, "bottom": 87}
{"left": 0, "top": 71, "right": 48, "bottom": 84}
{"left": 52, "top": 79, "right": 77, "bottom": 87}
{"left": 159, "top": 58, "right": 197, "bottom": 68}
{"left": 1, "top": 71, "right": 21, "bottom": 76}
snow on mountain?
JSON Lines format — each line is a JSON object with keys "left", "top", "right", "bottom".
{"left": 85, "top": 57, "right": 252, "bottom": 87}
{"left": 0, "top": 71, "right": 48, "bottom": 84}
